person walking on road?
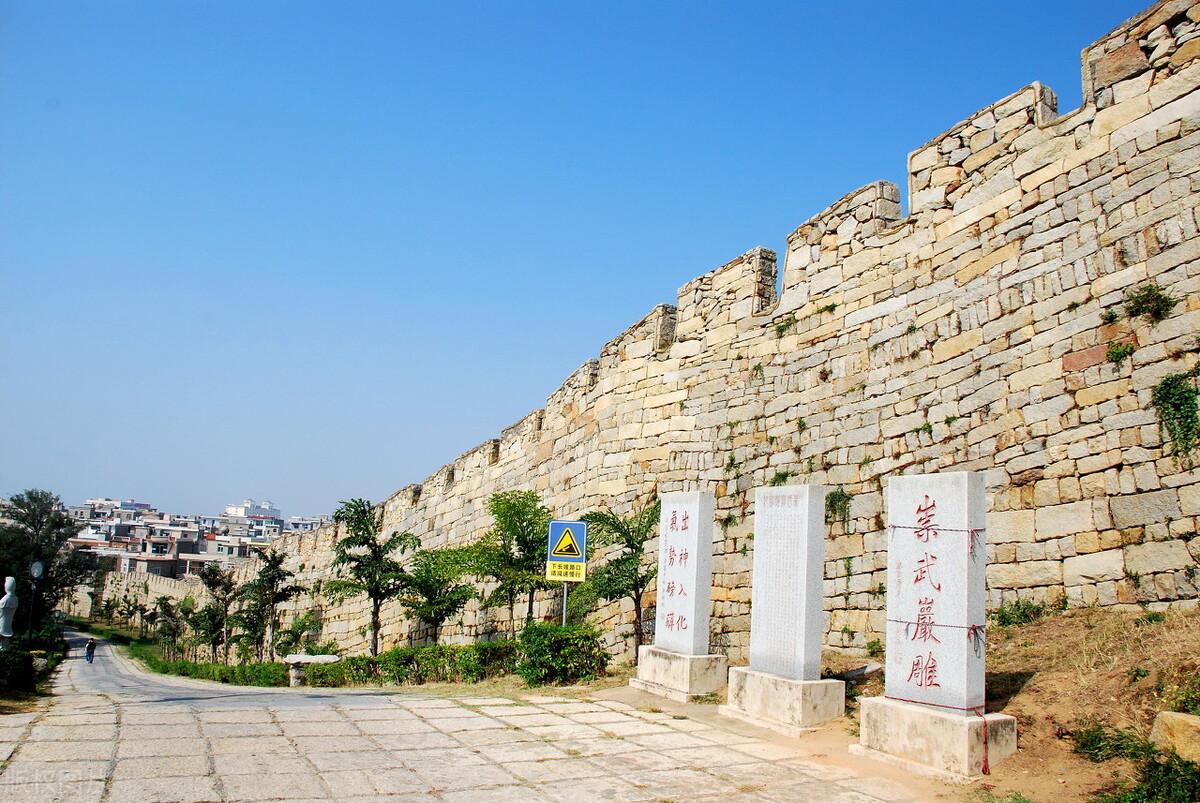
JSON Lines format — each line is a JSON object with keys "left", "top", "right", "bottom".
{"left": 85, "top": 638, "right": 96, "bottom": 664}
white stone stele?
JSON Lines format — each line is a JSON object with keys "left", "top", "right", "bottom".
{"left": 856, "top": 471, "right": 1017, "bottom": 778}
{"left": 631, "top": 491, "right": 727, "bottom": 702}
{"left": 852, "top": 697, "right": 1017, "bottom": 780}
{"left": 719, "top": 486, "right": 844, "bottom": 734}
{"left": 885, "top": 472, "right": 987, "bottom": 714}
{"left": 748, "top": 485, "right": 827, "bottom": 680}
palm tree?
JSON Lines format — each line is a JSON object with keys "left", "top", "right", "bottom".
{"left": 240, "top": 548, "right": 305, "bottom": 662}
{"left": 470, "top": 490, "right": 554, "bottom": 634}
{"left": 197, "top": 563, "right": 238, "bottom": 663}
{"left": 582, "top": 497, "right": 660, "bottom": 659}
{"left": 396, "top": 547, "right": 476, "bottom": 644}
{"left": 326, "top": 499, "right": 417, "bottom": 657}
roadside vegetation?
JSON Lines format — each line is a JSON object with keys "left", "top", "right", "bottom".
{"left": 0, "top": 489, "right": 98, "bottom": 702}
{"left": 79, "top": 490, "right": 657, "bottom": 689}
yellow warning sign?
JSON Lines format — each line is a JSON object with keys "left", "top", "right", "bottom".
{"left": 550, "top": 528, "right": 582, "bottom": 558}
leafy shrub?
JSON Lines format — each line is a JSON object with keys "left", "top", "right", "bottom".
{"left": 1107, "top": 340, "right": 1137, "bottom": 367}
{"left": 989, "top": 599, "right": 1050, "bottom": 627}
{"left": 1159, "top": 671, "right": 1200, "bottom": 716}
{"left": 306, "top": 662, "right": 348, "bottom": 687}
{"left": 516, "top": 622, "right": 609, "bottom": 686}
{"left": 1151, "top": 372, "right": 1200, "bottom": 469}
{"left": 0, "top": 650, "right": 36, "bottom": 692}
{"left": 1123, "top": 282, "right": 1180, "bottom": 324}
{"left": 1070, "top": 722, "right": 1156, "bottom": 762}
{"left": 825, "top": 488, "right": 853, "bottom": 524}
{"left": 470, "top": 640, "right": 519, "bottom": 678}
{"left": 1095, "top": 752, "right": 1200, "bottom": 803}
{"left": 126, "top": 642, "right": 287, "bottom": 687}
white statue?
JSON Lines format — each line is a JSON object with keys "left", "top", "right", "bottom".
{"left": 0, "top": 577, "right": 17, "bottom": 641}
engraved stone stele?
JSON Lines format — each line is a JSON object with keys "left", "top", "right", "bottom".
{"left": 851, "top": 472, "right": 1017, "bottom": 779}
{"left": 720, "top": 485, "right": 844, "bottom": 734}
{"left": 630, "top": 491, "right": 727, "bottom": 702}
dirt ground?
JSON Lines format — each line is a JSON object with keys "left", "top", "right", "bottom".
{"left": 819, "top": 606, "right": 1200, "bottom": 803}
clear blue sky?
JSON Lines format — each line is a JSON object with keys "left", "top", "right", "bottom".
{"left": 1, "top": 0, "right": 1149, "bottom": 517}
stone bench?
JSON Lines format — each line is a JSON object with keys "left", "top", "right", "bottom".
{"left": 283, "top": 654, "right": 341, "bottom": 687}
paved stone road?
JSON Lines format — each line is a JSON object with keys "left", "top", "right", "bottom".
{"left": 0, "top": 633, "right": 939, "bottom": 802}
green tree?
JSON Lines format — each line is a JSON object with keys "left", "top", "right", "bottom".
{"left": 582, "top": 497, "right": 660, "bottom": 659}
{"left": 272, "top": 609, "right": 321, "bottom": 657}
{"left": 326, "top": 499, "right": 417, "bottom": 657}
{"left": 151, "top": 596, "right": 187, "bottom": 660}
{"left": 0, "top": 490, "right": 96, "bottom": 632}
{"left": 187, "top": 602, "right": 227, "bottom": 663}
{"left": 238, "top": 548, "right": 305, "bottom": 662}
{"left": 471, "top": 490, "right": 553, "bottom": 633}
{"left": 396, "top": 547, "right": 476, "bottom": 644}
{"left": 197, "top": 563, "right": 238, "bottom": 663}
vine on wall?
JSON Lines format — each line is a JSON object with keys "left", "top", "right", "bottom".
{"left": 1151, "top": 369, "right": 1200, "bottom": 469}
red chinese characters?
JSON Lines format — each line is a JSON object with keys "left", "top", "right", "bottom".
{"left": 911, "top": 597, "right": 940, "bottom": 643}
{"left": 906, "top": 652, "right": 940, "bottom": 688}
{"left": 914, "top": 496, "right": 938, "bottom": 542}
{"left": 913, "top": 552, "right": 941, "bottom": 592}
{"left": 907, "top": 497, "right": 942, "bottom": 692}
{"left": 663, "top": 613, "right": 690, "bottom": 631}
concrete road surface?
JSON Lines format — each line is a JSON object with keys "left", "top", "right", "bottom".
{"left": 0, "top": 632, "right": 940, "bottom": 802}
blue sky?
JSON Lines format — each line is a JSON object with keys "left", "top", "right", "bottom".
{"left": 1, "top": 0, "right": 1149, "bottom": 517}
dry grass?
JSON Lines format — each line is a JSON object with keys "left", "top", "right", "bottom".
{"left": 0, "top": 689, "right": 44, "bottom": 715}
{"left": 963, "top": 606, "right": 1200, "bottom": 803}
{"left": 988, "top": 606, "right": 1200, "bottom": 733}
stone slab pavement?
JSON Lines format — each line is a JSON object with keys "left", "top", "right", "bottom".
{"left": 0, "top": 632, "right": 949, "bottom": 802}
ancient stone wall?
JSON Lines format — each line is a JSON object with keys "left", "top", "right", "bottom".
{"left": 95, "top": 0, "right": 1200, "bottom": 664}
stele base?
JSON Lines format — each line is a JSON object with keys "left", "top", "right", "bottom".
{"left": 850, "top": 696, "right": 1018, "bottom": 780}
{"left": 629, "top": 645, "right": 727, "bottom": 703}
{"left": 718, "top": 667, "right": 845, "bottom": 736}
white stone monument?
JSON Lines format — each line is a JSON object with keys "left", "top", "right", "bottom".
{"left": 0, "top": 577, "right": 16, "bottom": 649}
{"left": 720, "top": 482, "right": 844, "bottom": 734}
{"left": 630, "top": 491, "right": 727, "bottom": 702}
{"left": 720, "top": 485, "right": 845, "bottom": 735}
{"left": 852, "top": 472, "right": 1017, "bottom": 778}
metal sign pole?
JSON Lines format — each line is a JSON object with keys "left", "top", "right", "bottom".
{"left": 561, "top": 582, "right": 568, "bottom": 626}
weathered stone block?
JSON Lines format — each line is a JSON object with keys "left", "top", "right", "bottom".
{"left": 1110, "top": 490, "right": 1182, "bottom": 529}
{"left": 1036, "top": 500, "right": 1095, "bottom": 538}
{"left": 1064, "top": 549, "right": 1126, "bottom": 585}
{"left": 1150, "top": 711, "right": 1200, "bottom": 763}
{"left": 988, "top": 560, "right": 1062, "bottom": 588}
{"left": 1124, "top": 540, "right": 1193, "bottom": 576}
{"left": 1092, "top": 42, "right": 1151, "bottom": 91}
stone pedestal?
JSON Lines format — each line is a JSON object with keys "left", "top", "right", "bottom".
{"left": 719, "top": 667, "right": 844, "bottom": 736}
{"left": 852, "top": 694, "right": 1017, "bottom": 779}
{"left": 630, "top": 645, "right": 727, "bottom": 703}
